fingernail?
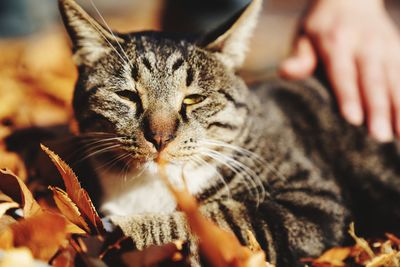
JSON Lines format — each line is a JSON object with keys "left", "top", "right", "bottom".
{"left": 371, "top": 118, "right": 393, "bottom": 143}
{"left": 343, "top": 104, "right": 363, "bottom": 126}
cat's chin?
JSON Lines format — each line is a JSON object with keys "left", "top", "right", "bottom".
{"left": 97, "top": 158, "right": 217, "bottom": 216}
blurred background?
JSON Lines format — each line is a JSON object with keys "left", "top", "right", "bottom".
{"left": 0, "top": 0, "right": 399, "bottom": 180}
{"left": 2, "top": 0, "right": 398, "bottom": 70}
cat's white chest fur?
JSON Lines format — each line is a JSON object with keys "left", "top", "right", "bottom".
{"left": 98, "top": 162, "right": 214, "bottom": 216}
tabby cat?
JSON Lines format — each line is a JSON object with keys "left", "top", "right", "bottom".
{"left": 58, "top": 0, "right": 400, "bottom": 266}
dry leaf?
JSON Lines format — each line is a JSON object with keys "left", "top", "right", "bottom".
{"left": 313, "top": 247, "right": 351, "bottom": 267}
{"left": 0, "top": 169, "right": 42, "bottom": 217}
{"left": 0, "top": 202, "right": 19, "bottom": 218}
{"left": 41, "top": 144, "right": 104, "bottom": 235}
{"left": 49, "top": 186, "right": 90, "bottom": 233}
{"left": 365, "top": 252, "right": 398, "bottom": 267}
{"left": 386, "top": 233, "right": 400, "bottom": 246}
{"left": 0, "top": 227, "right": 14, "bottom": 250}
{"left": 51, "top": 246, "right": 77, "bottom": 267}
{"left": 9, "top": 212, "right": 69, "bottom": 261}
{"left": 246, "top": 230, "right": 262, "bottom": 253}
{"left": 120, "top": 243, "right": 185, "bottom": 266}
{"left": 0, "top": 151, "right": 27, "bottom": 181}
{"left": 348, "top": 223, "right": 374, "bottom": 259}
{"left": 158, "top": 160, "right": 267, "bottom": 267}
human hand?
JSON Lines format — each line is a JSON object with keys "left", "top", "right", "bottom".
{"left": 279, "top": 0, "right": 400, "bottom": 142}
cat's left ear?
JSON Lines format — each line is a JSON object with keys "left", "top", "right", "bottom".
{"left": 58, "top": 0, "right": 125, "bottom": 66}
{"left": 200, "top": 0, "right": 262, "bottom": 70}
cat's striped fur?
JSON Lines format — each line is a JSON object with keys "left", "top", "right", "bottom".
{"left": 59, "top": 0, "right": 400, "bottom": 266}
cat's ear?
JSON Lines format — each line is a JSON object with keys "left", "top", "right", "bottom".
{"left": 200, "top": 0, "right": 262, "bottom": 70}
{"left": 58, "top": 0, "right": 124, "bottom": 65}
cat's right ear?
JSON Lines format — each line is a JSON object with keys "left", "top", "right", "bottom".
{"left": 199, "top": 0, "right": 262, "bottom": 70}
{"left": 58, "top": 0, "right": 124, "bottom": 66}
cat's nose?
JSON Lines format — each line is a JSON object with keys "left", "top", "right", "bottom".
{"left": 148, "top": 132, "right": 175, "bottom": 151}
{"left": 142, "top": 112, "right": 179, "bottom": 151}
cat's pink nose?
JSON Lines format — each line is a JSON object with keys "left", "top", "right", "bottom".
{"left": 142, "top": 111, "right": 179, "bottom": 151}
{"left": 150, "top": 132, "right": 175, "bottom": 151}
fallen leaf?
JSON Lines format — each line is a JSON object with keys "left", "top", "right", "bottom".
{"left": 0, "top": 169, "right": 42, "bottom": 217}
{"left": 49, "top": 186, "right": 90, "bottom": 233}
{"left": 120, "top": 243, "right": 184, "bottom": 266}
{"left": 0, "top": 193, "right": 13, "bottom": 203}
{"left": 386, "top": 233, "right": 400, "bottom": 246}
{"left": 313, "top": 247, "right": 351, "bottom": 267}
{"left": 348, "top": 223, "right": 374, "bottom": 259}
{"left": 0, "top": 215, "right": 16, "bottom": 234}
{"left": 51, "top": 245, "right": 76, "bottom": 267}
{"left": 41, "top": 144, "right": 104, "bottom": 235}
{"left": 0, "top": 202, "right": 19, "bottom": 218}
{"left": 158, "top": 159, "right": 267, "bottom": 267}
{"left": 0, "top": 151, "right": 27, "bottom": 181}
{"left": 0, "top": 227, "right": 14, "bottom": 250}
{"left": 9, "top": 212, "right": 70, "bottom": 261}
{"left": 365, "top": 252, "right": 398, "bottom": 267}
{"left": 246, "top": 230, "right": 262, "bottom": 253}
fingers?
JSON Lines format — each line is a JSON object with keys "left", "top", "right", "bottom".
{"left": 279, "top": 36, "right": 317, "bottom": 79}
{"left": 281, "top": 23, "right": 400, "bottom": 141}
{"left": 357, "top": 50, "right": 393, "bottom": 142}
{"left": 386, "top": 56, "right": 400, "bottom": 137}
{"left": 315, "top": 31, "right": 364, "bottom": 126}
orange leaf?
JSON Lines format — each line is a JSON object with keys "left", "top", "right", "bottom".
{"left": 8, "top": 212, "right": 70, "bottom": 261}
{"left": 385, "top": 233, "right": 400, "bottom": 246}
{"left": 158, "top": 160, "right": 267, "bottom": 267}
{"left": 40, "top": 144, "right": 104, "bottom": 234}
{"left": 51, "top": 246, "right": 76, "bottom": 267}
{"left": 0, "top": 227, "right": 14, "bottom": 250}
{"left": 314, "top": 247, "right": 352, "bottom": 267}
{"left": 0, "top": 169, "right": 42, "bottom": 217}
{"left": 49, "top": 186, "right": 90, "bottom": 233}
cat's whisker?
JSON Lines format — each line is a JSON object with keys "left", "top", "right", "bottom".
{"left": 77, "top": 136, "right": 124, "bottom": 143}
{"left": 121, "top": 155, "right": 136, "bottom": 184}
{"left": 201, "top": 139, "right": 286, "bottom": 181}
{"left": 94, "top": 151, "right": 131, "bottom": 172}
{"left": 60, "top": 133, "right": 121, "bottom": 160}
{"left": 68, "top": 142, "right": 122, "bottom": 166}
{"left": 125, "top": 163, "right": 147, "bottom": 183}
{"left": 71, "top": 140, "right": 123, "bottom": 164}
{"left": 201, "top": 139, "right": 265, "bottom": 165}
{"left": 87, "top": 0, "right": 131, "bottom": 65}
{"left": 202, "top": 148, "right": 266, "bottom": 204}
{"left": 199, "top": 151, "right": 259, "bottom": 205}
{"left": 77, "top": 131, "right": 118, "bottom": 137}
{"left": 77, "top": 137, "right": 125, "bottom": 151}
{"left": 191, "top": 155, "right": 232, "bottom": 200}
{"left": 76, "top": 144, "right": 123, "bottom": 163}
{"left": 76, "top": 1, "right": 129, "bottom": 66}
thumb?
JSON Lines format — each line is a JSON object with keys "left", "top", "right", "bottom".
{"left": 279, "top": 36, "right": 317, "bottom": 79}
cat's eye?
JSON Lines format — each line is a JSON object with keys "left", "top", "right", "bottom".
{"left": 116, "top": 90, "right": 140, "bottom": 103}
{"left": 183, "top": 94, "right": 206, "bottom": 106}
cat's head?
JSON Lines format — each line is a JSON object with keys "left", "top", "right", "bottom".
{"left": 59, "top": 0, "right": 262, "bottom": 166}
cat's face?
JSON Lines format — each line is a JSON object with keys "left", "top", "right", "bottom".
{"left": 60, "top": 0, "right": 261, "bottom": 167}
{"left": 73, "top": 34, "right": 248, "bottom": 164}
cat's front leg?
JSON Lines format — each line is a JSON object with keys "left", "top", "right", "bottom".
{"left": 109, "top": 211, "right": 200, "bottom": 266}
{"left": 108, "top": 199, "right": 258, "bottom": 267}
